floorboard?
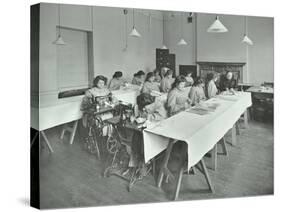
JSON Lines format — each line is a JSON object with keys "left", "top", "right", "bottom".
{"left": 38, "top": 120, "right": 273, "bottom": 209}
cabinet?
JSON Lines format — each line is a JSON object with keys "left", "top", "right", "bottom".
{"left": 156, "top": 48, "right": 176, "bottom": 76}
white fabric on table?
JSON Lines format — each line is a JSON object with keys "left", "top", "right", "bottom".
{"left": 143, "top": 92, "right": 252, "bottom": 170}
{"left": 112, "top": 85, "right": 141, "bottom": 105}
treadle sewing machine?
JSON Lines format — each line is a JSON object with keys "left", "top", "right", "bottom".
{"left": 83, "top": 94, "right": 156, "bottom": 191}
{"left": 83, "top": 93, "right": 118, "bottom": 160}
{"left": 103, "top": 105, "right": 156, "bottom": 192}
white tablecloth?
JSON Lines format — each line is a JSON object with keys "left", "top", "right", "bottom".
{"left": 36, "top": 86, "right": 142, "bottom": 131}
{"left": 143, "top": 92, "right": 252, "bottom": 170}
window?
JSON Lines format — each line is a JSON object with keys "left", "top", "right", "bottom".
{"left": 57, "top": 27, "right": 93, "bottom": 98}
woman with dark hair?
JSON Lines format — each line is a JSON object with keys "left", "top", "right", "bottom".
{"left": 137, "top": 93, "right": 167, "bottom": 122}
{"left": 219, "top": 71, "right": 237, "bottom": 92}
{"left": 108, "top": 71, "right": 126, "bottom": 90}
{"left": 141, "top": 72, "right": 160, "bottom": 94}
{"left": 205, "top": 72, "right": 218, "bottom": 99}
{"left": 189, "top": 77, "right": 206, "bottom": 105}
{"left": 167, "top": 75, "right": 191, "bottom": 116}
{"left": 160, "top": 69, "right": 175, "bottom": 93}
{"left": 81, "top": 75, "right": 110, "bottom": 111}
{"left": 153, "top": 68, "right": 163, "bottom": 83}
{"left": 185, "top": 72, "right": 194, "bottom": 86}
{"left": 129, "top": 93, "right": 167, "bottom": 174}
{"left": 81, "top": 75, "right": 116, "bottom": 131}
{"left": 132, "top": 70, "right": 145, "bottom": 86}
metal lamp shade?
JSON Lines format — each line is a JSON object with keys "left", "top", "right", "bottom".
{"left": 53, "top": 35, "right": 66, "bottom": 45}
{"left": 207, "top": 17, "right": 228, "bottom": 33}
{"left": 129, "top": 27, "right": 141, "bottom": 37}
{"left": 242, "top": 34, "right": 253, "bottom": 45}
{"left": 177, "top": 38, "right": 187, "bottom": 45}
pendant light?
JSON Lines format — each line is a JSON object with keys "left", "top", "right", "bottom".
{"left": 53, "top": 4, "right": 66, "bottom": 45}
{"left": 207, "top": 15, "right": 228, "bottom": 33}
{"left": 161, "top": 13, "right": 168, "bottom": 49}
{"left": 129, "top": 9, "right": 141, "bottom": 37}
{"left": 177, "top": 12, "right": 187, "bottom": 45}
{"left": 242, "top": 16, "right": 253, "bottom": 45}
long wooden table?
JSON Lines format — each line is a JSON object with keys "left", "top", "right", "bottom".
{"left": 30, "top": 85, "right": 142, "bottom": 152}
{"left": 142, "top": 92, "right": 252, "bottom": 200}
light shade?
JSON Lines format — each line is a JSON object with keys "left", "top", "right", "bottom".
{"left": 161, "top": 45, "right": 168, "bottom": 49}
{"left": 207, "top": 16, "right": 228, "bottom": 33}
{"left": 177, "top": 38, "right": 187, "bottom": 45}
{"left": 129, "top": 27, "right": 141, "bottom": 37}
{"left": 53, "top": 35, "right": 66, "bottom": 45}
{"left": 242, "top": 34, "right": 253, "bottom": 45}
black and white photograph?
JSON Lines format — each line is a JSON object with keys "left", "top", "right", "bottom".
{"left": 28, "top": 0, "right": 275, "bottom": 210}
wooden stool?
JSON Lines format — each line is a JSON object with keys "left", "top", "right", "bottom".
{"left": 174, "top": 159, "right": 214, "bottom": 200}
{"left": 156, "top": 140, "right": 214, "bottom": 200}
{"left": 209, "top": 137, "right": 228, "bottom": 171}
{"left": 60, "top": 120, "right": 78, "bottom": 145}
{"left": 157, "top": 139, "right": 176, "bottom": 188}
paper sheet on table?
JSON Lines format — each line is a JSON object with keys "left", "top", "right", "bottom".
{"left": 215, "top": 95, "right": 239, "bottom": 102}
{"left": 186, "top": 108, "right": 210, "bottom": 115}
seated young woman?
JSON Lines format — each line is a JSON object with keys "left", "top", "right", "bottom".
{"left": 189, "top": 77, "right": 206, "bottom": 105}
{"left": 205, "top": 72, "right": 219, "bottom": 99}
{"left": 141, "top": 72, "right": 160, "bottom": 94}
{"left": 167, "top": 75, "right": 191, "bottom": 116}
{"left": 137, "top": 93, "right": 168, "bottom": 122}
{"left": 81, "top": 75, "right": 117, "bottom": 129}
{"left": 160, "top": 69, "right": 175, "bottom": 93}
{"left": 132, "top": 70, "right": 145, "bottom": 86}
{"left": 129, "top": 93, "right": 168, "bottom": 171}
{"left": 185, "top": 72, "right": 194, "bottom": 86}
{"left": 108, "top": 71, "right": 126, "bottom": 90}
{"left": 153, "top": 68, "right": 163, "bottom": 83}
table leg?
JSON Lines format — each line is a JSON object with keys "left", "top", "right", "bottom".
{"left": 210, "top": 144, "right": 217, "bottom": 171}
{"left": 244, "top": 109, "right": 249, "bottom": 128}
{"left": 69, "top": 120, "right": 78, "bottom": 145}
{"left": 40, "top": 131, "right": 54, "bottom": 153}
{"left": 30, "top": 131, "right": 39, "bottom": 149}
{"left": 220, "top": 137, "right": 228, "bottom": 156}
{"left": 236, "top": 122, "right": 240, "bottom": 135}
{"left": 173, "top": 166, "right": 184, "bottom": 201}
{"left": 231, "top": 124, "right": 237, "bottom": 146}
{"left": 200, "top": 159, "right": 214, "bottom": 192}
{"left": 60, "top": 125, "right": 66, "bottom": 140}
{"left": 157, "top": 140, "right": 175, "bottom": 188}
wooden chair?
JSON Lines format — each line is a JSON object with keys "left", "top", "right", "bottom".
{"left": 252, "top": 93, "right": 269, "bottom": 121}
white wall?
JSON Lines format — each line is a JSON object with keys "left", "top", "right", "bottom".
{"left": 247, "top": 16, "right": 274, "bottom": 84}
{"left": 37, "top": 3, "right": 274, "bottom": 108}
{"left": 92, "top": 7, "right": 163, "bottom": 80}
{"left": 38, "top": 3, "right": 163, "bottom": 107}
{"left": 197, "top": 13, "right": 246, "bottom": 63}
{"left": 164, "top": 12, "right": 196, "bottom": 74}
{"left": 196, "top": 13, "right": 273, "bottom": 84}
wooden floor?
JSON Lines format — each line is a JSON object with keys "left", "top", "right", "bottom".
{"left": 39, "top": 120, "right": 273, "bottom": 209}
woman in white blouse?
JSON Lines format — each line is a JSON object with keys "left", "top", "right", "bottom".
{"left": 189, "top": 77, "right": 206, "bottom": 105}
{"left": 205, "top": 72, "right": 218, "bottom": 99}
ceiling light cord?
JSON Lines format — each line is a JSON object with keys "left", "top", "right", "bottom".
{"left": 124, "top": 10, "right": 128, "bottom": 49}
{"left": 58, "top": 4, "right": 61, "bottom": 35}
{"left": 244, "top": 16, "right": 247, "bottom": 35}
{"left": 180, "top": 12, "right": 183, "bottom": 37}
{"left": 91, "top": 7, "right": 94, "bottom": 32}
{"left": 133, "top": 9, "right": 135, "bottom": 27}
